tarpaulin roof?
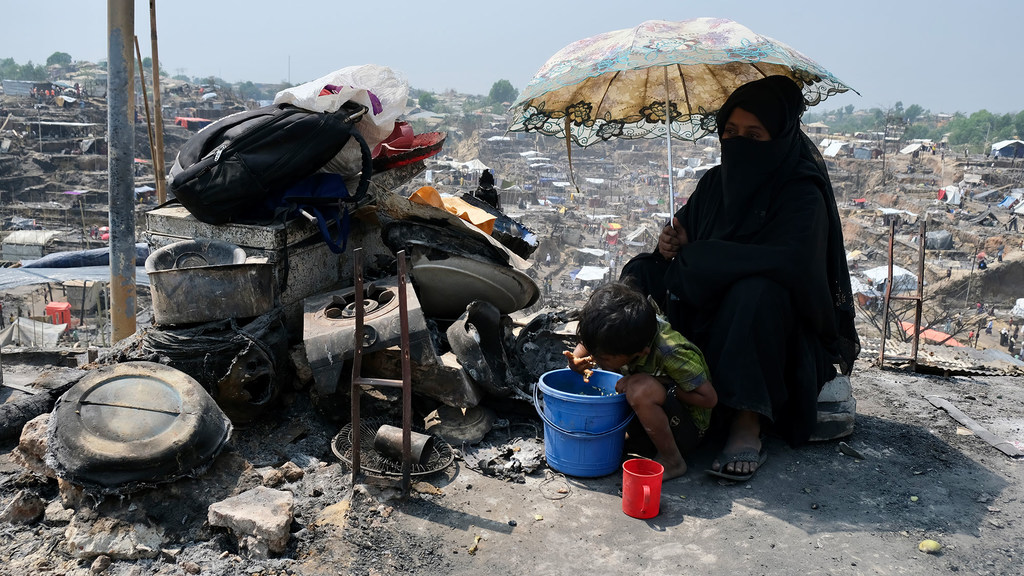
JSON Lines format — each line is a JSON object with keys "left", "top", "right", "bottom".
{"left": 899, "top": 321, "right": 964, "bottom": 347}
{"left": 0, "top": 317, "right": 68, "bottom": 347}
{"left": 572, "top": 266, "right": 609, "bottom": 282}
{"left": 2, "top": 230, "right": 62, "bottom": 245}
{"left": 900, "top": 142, "right": 924, "bottom": 154}
{"left": 991, "top": 139, "right": 1024, "bottom": 151}
{"left": 863, "top": 265, "right": 918, "bottom": 293}
{"left": 823, "top": 141, "right": 849, "bottom": 157}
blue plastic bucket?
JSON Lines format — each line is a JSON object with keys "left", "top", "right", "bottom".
{"left": 534, "top": 369, "right": 633, "bottom": 477}
{"left": 537, "top": 369, "right": 629, "bottom": 434}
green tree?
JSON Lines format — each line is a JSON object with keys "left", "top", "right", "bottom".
{"left": 418, "top": 92, "right": 438, "bottom": 111}
{"left": 46, "top": 51, "right": 72, "bottom": 67}
{"left": 487, "top": 79, "right": 517, "bottom": 105}
{"left": 904, "top": 104, "right": 925, "bottom": 124}
{"left": 142, "top": 57, "right": 153, "bottom": 70}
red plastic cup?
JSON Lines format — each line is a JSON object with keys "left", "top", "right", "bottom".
{"left": 622, "top": 458, "right": 664, "bottom": 519}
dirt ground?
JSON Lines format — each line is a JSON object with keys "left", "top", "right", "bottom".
{"left": 2, "top": 357, "right": 1022, "bottom": 576}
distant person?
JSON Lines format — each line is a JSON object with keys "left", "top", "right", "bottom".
{"left": 564, "top": 282, "right": 717, "bottom": 480}
{"left": 473, "top": 170, "right": 500, "bottom": 210}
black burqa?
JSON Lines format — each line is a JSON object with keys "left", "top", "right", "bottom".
{"left": 622, "top": 75, "right": 859, "bottom": 446}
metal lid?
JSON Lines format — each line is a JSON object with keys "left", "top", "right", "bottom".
{"left": 46, "top": 362, "right": 232, "bottom": 493}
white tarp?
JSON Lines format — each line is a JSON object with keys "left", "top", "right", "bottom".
{"left": 0, "top": 317, "right": 68, "bottom": 347}
{"left": 626, "top": 226, "right": 649, "bottom": 242}
{"left": 823, "top": 141, "right": 847, "bottom": 157}
{"left": 459, "top": 158, "right": 490, "bottom": 172}
{"left": 849, "top": 276, "right": 878, "bottom": 296}
{"left": 863, "top": 265, "right": 918, "bottom": 294}
{"left": 900, "top": 142, "right": 924, "bottom": 155}
{"left": 575, "top": 248, "right": 607, "bottom": 257}
{"left": 942, "top": 185, "right": 962, "bottom": 205}
{"left": 2, "top": 230, "right": 62, "bottom": 246}
{"left": 877, "top": 207, "right": 919, "bottom": 219}
{"left": 1011, "top": 298, "right": 1024, "bottom": 318}
{"left": 574, "top": 266, "right": 609, "bottom": 282}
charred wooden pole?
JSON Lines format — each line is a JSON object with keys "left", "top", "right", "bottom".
{"left": 150, "top": 0, "right": 167, "bottom": 204}
{"left": 108, "top": 0, "right": 137, "bottom": 342}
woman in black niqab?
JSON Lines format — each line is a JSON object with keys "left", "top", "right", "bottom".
{"left": 623, "top": 75, "right": 859, "bottom": 479}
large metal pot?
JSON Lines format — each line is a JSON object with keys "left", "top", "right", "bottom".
{"left": 146, "top": 239, "right": 274, "bottom": 326}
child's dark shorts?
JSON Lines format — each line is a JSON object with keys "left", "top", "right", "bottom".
{"left": 625, "top": 385, "right": 705, "bottom": 456}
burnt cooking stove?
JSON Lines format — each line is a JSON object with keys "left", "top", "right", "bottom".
{"left": 302, "top": 276, "right": 431, "bottom": 397}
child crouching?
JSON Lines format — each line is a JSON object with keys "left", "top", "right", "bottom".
{"left": 565, "top": 282, "right": 716, "bottom": 479}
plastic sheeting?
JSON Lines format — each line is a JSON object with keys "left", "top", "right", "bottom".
{"left": 21, "top": 244, "right": 150, "bottom": 268}
{"left": 0, "top": 266, "right": 149, "bottom": 292}
{"left": 862, "top": 265, "right": 918, "bottom": 294}
{"left": 274, "top": 64, "right": 409, "bottom": 177}
{"left": 572, "top": 266, "right": 609, "bottom": 282}
{"left": 0, "top": 317, "right": 67, "bottom": 347}
{"left": 1011, "top": 298, "right": 1024, "bottom": 318}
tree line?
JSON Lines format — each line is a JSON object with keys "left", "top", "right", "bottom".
{"left": 805, "top": 102, "right": 1024, "bottom": 153}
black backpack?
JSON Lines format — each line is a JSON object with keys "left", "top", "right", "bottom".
{"left": 168, "top": 102, "right": 372, "bottom": 226}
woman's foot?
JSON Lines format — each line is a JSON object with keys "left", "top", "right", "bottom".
{"left": 711, "top": 410, "right": 763, "bottom": 477}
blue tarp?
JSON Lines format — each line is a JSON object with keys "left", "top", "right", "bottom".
{"left": 20, "top": 244, "right": 151, "bottom": 268}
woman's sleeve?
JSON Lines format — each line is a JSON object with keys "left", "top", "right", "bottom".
{"left": 669, "top": 178, "right": 828, "bottom": 307}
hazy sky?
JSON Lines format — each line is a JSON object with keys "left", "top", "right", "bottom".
{"left": 5, "top": 1, "right": 1023, "bottom": 115}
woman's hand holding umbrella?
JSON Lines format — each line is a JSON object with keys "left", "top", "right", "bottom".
{"left": 658, "top": 217, "right": 688, "bottom": 260}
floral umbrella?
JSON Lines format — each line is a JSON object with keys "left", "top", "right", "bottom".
{"left": 507, "top": 17, "right": 856, "bottom": 213}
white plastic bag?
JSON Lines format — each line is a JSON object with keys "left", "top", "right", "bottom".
{"left": 274, "top": 64, "right": 409, "bottom": 176}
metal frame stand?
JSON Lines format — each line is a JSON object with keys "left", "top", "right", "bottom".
{"left": 878, "top": 220, "right": 926, "bottom": 370}
{"left": 349, "top": 248, "right": 414, "bottom": 494}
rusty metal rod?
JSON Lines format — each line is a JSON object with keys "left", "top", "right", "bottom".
{"left": 350, "top": 248, "right": 364, "bottom": 483}
{"left": 397, "top": 250, "right": 412, "bottom": 495}
{"left": 910, "top": 219, "right": 926, "bottom": 369}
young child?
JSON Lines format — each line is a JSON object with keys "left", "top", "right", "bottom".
{"left": 564, "top": 282, "right": 716, "bottom": 479}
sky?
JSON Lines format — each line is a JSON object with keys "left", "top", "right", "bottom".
{"left": 4, "top": 1, "right": 1023, "bottom": 115}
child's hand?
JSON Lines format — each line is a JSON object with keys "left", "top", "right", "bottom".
{"left": 564, "top": 350, "right": 596, "bottom": 381}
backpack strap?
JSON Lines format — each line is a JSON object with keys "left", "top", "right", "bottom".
{"left": 346, "top": 128, "right": 373, "bottom": 204}
{"left": 299, "top": 204, "right": 351, "bottom": 255}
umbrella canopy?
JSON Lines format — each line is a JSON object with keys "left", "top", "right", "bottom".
{"left": 508, "top": 17, "right": 854, "bottom": 215}
{"left": 508, "top": 17, "right": 855, "bottom": 146}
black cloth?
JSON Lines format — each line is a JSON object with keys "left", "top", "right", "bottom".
{"left": 474, "top": 186, "right": 499, "bottom": 210}
{"left": 622, "top": 76, "right": 859, "bottom": 446}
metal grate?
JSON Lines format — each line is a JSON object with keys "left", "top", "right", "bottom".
{"left": 332, "top": 418, "right": 454, "bottom": 477}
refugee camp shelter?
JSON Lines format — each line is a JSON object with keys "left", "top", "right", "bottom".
{"left": 863, "top": 265, "right": 919, "bottom": 294}
{"left": 991, "top": 139, "right": 1024, "bottom": 158}
{"left": 1, "top": 230, "right": 62, "bottom": 261}
{"left": 822, "top": 139, "right": 851, "bottom": 158}
{"left": 804, "top": 121, "right": 829, "bottom": 136}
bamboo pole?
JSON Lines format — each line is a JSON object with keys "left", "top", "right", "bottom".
{"left": 150, "top": 0, "right": 167, "bottom": 203}
{"left": 134, "top": 36, "right": 156, "bottom": 187}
